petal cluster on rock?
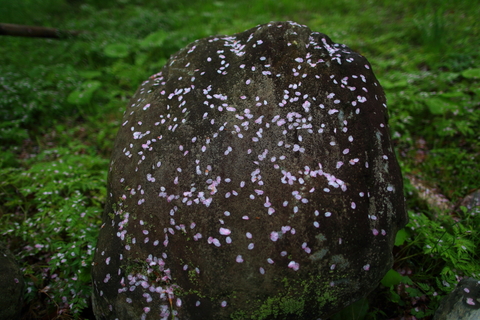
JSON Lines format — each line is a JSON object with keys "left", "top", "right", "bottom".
{"left": 92, "top": 21, "right": 407, "bottom": 320}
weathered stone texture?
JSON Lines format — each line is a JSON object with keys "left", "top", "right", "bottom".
{"left": 0, "top": 242, "right": 24, "bottom": 320}
{"left": 92, "top": 21, "right": 407, "bottom": 319}
{"left": 433, "top": 278, "right": 480, "bottom": 320}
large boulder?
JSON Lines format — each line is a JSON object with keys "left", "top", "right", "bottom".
{"left": 92, "top": 21, "right": 407, "bottom": 319}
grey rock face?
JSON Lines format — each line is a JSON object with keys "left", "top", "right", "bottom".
{"left": 0, "top": 242, "right": 24, "bottom": 320}
{"left": 92, "top": 21, "right": 407, "bottom": 319}
{"left": 433, "top": 278, "right": 480, "bottom": 320}
{"left": 459, "top": 189, "right": 480, "bottom": 215}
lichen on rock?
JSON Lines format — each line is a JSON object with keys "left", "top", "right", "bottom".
{"left": 92, "top": 21, "right": 407, "bottom": 319}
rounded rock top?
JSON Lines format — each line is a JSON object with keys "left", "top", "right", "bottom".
{"left": 92, "top": 21, "right": 407, "bottom": 320}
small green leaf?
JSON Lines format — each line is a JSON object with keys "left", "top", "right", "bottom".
{"left": 424, "top": 97, "right": 458, "bottom": 115}
{"left": 438, "top": 72, "right": 460, "bottom": 82}
{"left": 78, "top": 70, "right": 102, "bottom": 79}
{"left": 135, "top": 52, "right": 149, "bottom": 66}
{"left": 330, "top": 297, "right": 369, "bottom": 320}
{"left": 394, "top": 228, "right": 409, "bottom": 246}
{"left": 438, "top": 91, "right": 465, "bottom": 99}
{"left": 402, "top": 276, "right": 413, "bottom": 285}
{"left": 140, "top": 30, "right": 168, "bottom": 49}
{"left": 381, "top": 269, "right": 403, "bottom": 287}
{"left": 381, "top": 79, "right": 408, "bottom": 90}
{"left": 67, "top": 80, "right": 102, "bottom": 105}
{"left": 103, "top": 43, "right": 130, "bottom": 58}
{"left": 461, "top": 68, "right": 480, "bottom": 79}
{"left": 389, "top": 290, "right": 402, "bottom": 304}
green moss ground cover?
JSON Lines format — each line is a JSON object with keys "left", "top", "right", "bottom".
{"left": 0, "top": 0, "right": 479, "bottom": 318}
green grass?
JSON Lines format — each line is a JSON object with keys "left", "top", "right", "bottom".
{"left": 0, "top": 0, "right": 479, "bottom": 318}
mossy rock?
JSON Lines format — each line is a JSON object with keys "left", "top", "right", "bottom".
{"left": 92, "top": 21, "right": 407, "bottom": 319}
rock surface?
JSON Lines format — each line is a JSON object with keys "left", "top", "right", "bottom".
{"left": 433, "top": 278, "right": 480, "bottom": 320}
{"left": 0, "top": 242, "right": 24, "bottom": 320}
{"left": 92, "top": 21, "right": 407, "bottom": 319}
{"left": 458, "top": 189, "right": 480, "bottom": 215}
